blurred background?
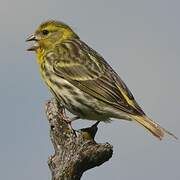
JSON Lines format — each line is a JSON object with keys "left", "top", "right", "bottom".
{"left": 0, "top": 0, "right": 179, "bottom": 179}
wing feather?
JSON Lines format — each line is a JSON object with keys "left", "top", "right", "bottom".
{"left": 53, "top": 39, "right": 145, "bottom": 115}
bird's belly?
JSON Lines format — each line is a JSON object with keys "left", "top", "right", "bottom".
{"left": 44, "top": 74, "right": 111, "bottom": 121}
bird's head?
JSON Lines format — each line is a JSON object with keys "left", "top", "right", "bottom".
{"left": 26, "top": 20, "right": 78, "bottom": 51}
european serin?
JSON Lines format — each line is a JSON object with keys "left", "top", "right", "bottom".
{"left": 26, "top": 20, "right": 177, "bottom": 140}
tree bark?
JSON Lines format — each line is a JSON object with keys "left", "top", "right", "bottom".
{"left": 45, "top": 99, "right": 113, "bottom": 180}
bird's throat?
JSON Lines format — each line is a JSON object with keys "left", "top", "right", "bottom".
{"left": 36, "top": 48, "right": 45, "bottom": 65}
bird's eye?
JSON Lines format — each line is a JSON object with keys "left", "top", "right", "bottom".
{"left": 42, "top": 29, "right": 49, "bottom": 35}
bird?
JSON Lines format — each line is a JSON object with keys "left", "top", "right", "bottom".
{"left": 26, "top": 20, "right": 177, "bottom": 140}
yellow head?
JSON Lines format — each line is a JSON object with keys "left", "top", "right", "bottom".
{"left": 26, "top": 20, "right": 79, "bottom": 51}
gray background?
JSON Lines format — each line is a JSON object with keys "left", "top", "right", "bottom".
{"left": 0, "top": 0, "right": 179, "bottom": 179}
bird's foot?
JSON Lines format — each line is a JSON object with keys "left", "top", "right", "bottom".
{"left": 65, "top": 116, "right": 80, "bottom": 124}
{"left": 60, "top": 108, "right": 79, "bottom": 123}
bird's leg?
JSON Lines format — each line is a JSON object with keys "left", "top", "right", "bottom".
{"left": 60, "top": 106, "right": 100, "bottom": 136}
{"left": 60, "top": 107, "right": 78, "bottom": 123}
{"left": 60, "top": 109, "right": 80, "bottom": 135}
{"left": 64, "top": 116, "right": 80, "bottom": 124}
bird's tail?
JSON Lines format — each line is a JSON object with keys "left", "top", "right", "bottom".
{"left": 131, "top": 115, "right": 177, "bottom": 140}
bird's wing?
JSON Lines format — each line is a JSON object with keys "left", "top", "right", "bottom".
{"left": 53, "top": 40, "right": 145, "bottom": 115}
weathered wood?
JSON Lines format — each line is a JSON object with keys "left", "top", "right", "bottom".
{"left": 45, "top": 99, "right": 113, "bottom": 180}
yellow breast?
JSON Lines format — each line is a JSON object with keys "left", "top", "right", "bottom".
{"left": 36, "top": 48, "right": 45, "bottom": 65}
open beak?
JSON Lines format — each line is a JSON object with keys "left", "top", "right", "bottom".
{"left": 26, "top": 34, "right": 37, "bottom": 42}
{"left": 26, "top": 34, "right": 39, "bottom": 51}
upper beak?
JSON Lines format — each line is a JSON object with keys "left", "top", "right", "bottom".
{"left": 26, "top": 34, "right": 37, "bottom": 42}
{"left": 26, "top": 34, "right": 40, "bottom": 51}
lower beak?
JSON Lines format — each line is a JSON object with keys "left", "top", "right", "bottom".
{"left": 26, "top": 34, "right": 39, "bottom": 51}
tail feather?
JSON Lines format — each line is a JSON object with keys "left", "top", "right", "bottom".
{"left": 132, "top": 115, "right": 177, "bottom": 140}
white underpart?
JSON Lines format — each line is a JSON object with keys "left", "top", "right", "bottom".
{"left": 41, "top": 57, "right": 131, "bottom": 122}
